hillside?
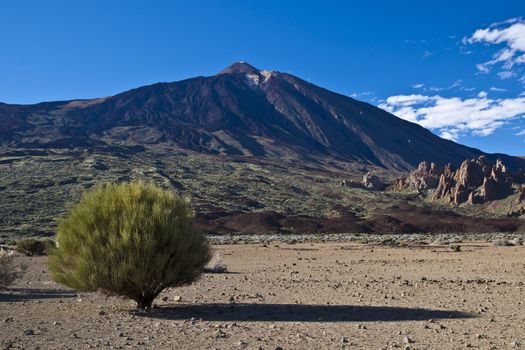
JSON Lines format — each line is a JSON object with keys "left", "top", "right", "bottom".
{"left": 1, "top": 62, "right": 524, "bottom": 240}
{"left": 2, "top": 62, "right": 523, "bottom": 171}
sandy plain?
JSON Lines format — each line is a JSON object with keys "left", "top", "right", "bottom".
{"left": 1, "top": 242, "right": 524, "bottom": 349}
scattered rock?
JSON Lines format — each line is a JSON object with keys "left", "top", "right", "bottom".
{"left": 493, "top": 239, "right": 514, "bottom": 247}
{"left": 338, "top": 179, "right": 363, "bottom": 188}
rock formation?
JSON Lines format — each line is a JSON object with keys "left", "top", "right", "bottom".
{"left": 362, "top": 172, "right": 384, "bottom": 190}
{"left": 393, "top": 161, "right": 442, "bottom": 194}
{"left": 434, "top": 156, "right": 513, "bottom": 204}
{"left": 395, "top": 155, "right": 522, "bottom": 205}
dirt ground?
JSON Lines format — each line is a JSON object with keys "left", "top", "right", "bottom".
{"left": 1, "top": 242, "right": 525, "bottom": 349}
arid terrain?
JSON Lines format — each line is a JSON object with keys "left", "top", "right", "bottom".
{"left": 2, "top": 241, "right": 524, "bottom": 349}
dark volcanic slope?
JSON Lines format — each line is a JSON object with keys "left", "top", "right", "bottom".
{"left": 1, "top": 62, "right": 523, "bottom": 170}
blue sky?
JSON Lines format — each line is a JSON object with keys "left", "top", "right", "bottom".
{"left": 1, "top": 1, "right": 525, "bottom": 155}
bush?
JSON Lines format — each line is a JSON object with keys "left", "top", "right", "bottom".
{"left": 450, "top": 244, "right": 461, "bottom": 252}
{"left": 0, "top": 250, "right": 22, "bottom": 290}
{"left": 48, "top": 182, "right": 211, "bottom": 309}
{"left": 16, "top": 238, "right": 55, "bottom": 256}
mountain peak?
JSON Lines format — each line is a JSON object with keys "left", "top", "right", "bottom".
{"left": 218, "top": 61, "right": 259, "bottom": 75}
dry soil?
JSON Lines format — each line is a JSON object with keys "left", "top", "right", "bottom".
{"left": 1, "top": 242, "right": 525, "bottom": 349}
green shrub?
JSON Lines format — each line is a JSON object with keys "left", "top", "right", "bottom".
{"left": 16, "top": 238, "right": 55, "bottom": 256}
{"left": 0, "top": 250, "right": 22, "bottom": 290}
{"left": 48, "top": 182, "right": 210, "bottom": 309}
{"left": 450, "top": 244, "right": 461, "bottom": 252}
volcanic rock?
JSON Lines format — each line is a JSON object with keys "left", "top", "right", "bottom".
{"left": 362, "top": 172, "right": 384, "bottom": 190}
{"left": 433, "top": 164, "right": 456, "bottom": 199}
{"left": 393, "top": 161, "right": 442, "bottom": 193}
{"left": 431, "top": 156, "right": 514, "bottom": 204}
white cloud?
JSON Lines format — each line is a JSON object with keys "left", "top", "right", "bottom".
{"left": 412, "top": 83, "right": 425, "bottom": 89}
{"left": 466, "top": 18, "right": 525, "bottom": 78}
{"left": 439, "top": 129, "right": 460, "bottom": 141}
{"left": 516, "top": 129, "right": 525, "bottom": 136}
{"left": 498, "top": 70, "right": 516, "bottom": 79}
{"left": 379, "top": 93, "right": 525, "bottom": 140}
{"left": 350, "top": 91, "right": 375, "bottom": 100}
{"left": 489, "top": 87, "right": 507, "bottom": 92}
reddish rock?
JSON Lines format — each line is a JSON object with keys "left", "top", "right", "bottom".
{"left": 432, "top": 156, "right": 513, "bottom": 205}
{"left": 454, "top": 159, "right": 485, "bottom": 191}
{"left": 393, "top": 161, "right": 442, "bottom": 193}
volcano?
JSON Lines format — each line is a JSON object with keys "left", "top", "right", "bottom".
{"left": 1, "top": 62, "right": 523, "bottom": 170}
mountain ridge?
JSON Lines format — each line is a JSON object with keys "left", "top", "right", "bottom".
{"left": 1, "top": 62, "right": 524, "bottom": 171}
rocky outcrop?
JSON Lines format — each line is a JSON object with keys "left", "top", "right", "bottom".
{"left": 393, "top": 161, "right": 442, "bottom": 194}
{"left": 362, "top": 172, "right": 384, "bottom": 190}
{"left": 395, "top": 156, "right": 522, "bottom": 205}
{"left": 339, "top": 172, "right": 385, "bottom": 190}
{"left": 433, "top": 156, "right": 513, "bottom": 205}
{"left": 433, "top": 164, "right": 456, "bottom": 199}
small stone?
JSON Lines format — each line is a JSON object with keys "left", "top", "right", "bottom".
{"left": 23, "top": 329, "right": 35, "bottom": 336}
{"left": 162, "top": 296, "right": 168, "bottom": 302}
{"left": 341, "top": 336, "right": 348, "bottom": 343}
{"left": 237, "top": 340, "right": 247, "bottom": 346}
{"left": 98, "top": 310, "right": 106, "bottom": 315}
{"left": 3, "top": 317, "right": 13, "bottom": 323}
{"left": 174, "top": 296, "right": 182, "bottom": 302}
{"left": 511, "top": 341, "right": 520, "bottom": 348}
{"left": 403, "top": 336, "right": 414, "bottom": 344}
{"left": 214, "top": 330, "right": 227, "bottom": 339}
{"left": 275, "top": 347, "right": 284, "bottom": 350}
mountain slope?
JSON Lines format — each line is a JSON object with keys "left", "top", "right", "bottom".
{"left": 1, "top": 62, "right": 523, "bottom": 170}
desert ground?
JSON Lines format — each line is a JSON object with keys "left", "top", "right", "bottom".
{"left": 1, "top": 242, "right": 524, "bottom": 350}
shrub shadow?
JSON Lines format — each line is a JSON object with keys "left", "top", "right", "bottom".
{"left": 139, "top": 303, "right": 474, "bottom": 322}
{"left": 0, "top": 288, "right": 77, "bottom": 302}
